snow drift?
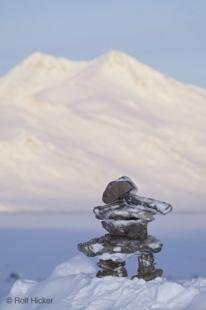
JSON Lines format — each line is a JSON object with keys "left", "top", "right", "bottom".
{"left": 2, "top": 255, "right": 206, "bottom": 310}
{"left": 0, "top": 50, "right": 206, "bottom": 213}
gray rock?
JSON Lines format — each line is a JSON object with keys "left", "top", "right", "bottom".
{"left": 102, "top": 176, "right": 137, "bottom": 204}
{"left": 96, "top": 259, "right": 128, "bottom": 277}
{"left": 101, "top": 220, "right": 148, "bottom": 240}
{"left": 93, "top": 201, "right": 155, "bottom": 221}
{"left": 131, "top": 251, "right": 163, "bottom": 281}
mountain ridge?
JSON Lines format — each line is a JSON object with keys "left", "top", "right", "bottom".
{"left": 2, "top": 50, "right": 205, "bottom": 90}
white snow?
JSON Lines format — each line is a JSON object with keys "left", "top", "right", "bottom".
{"left": 90, "top": 244, "right": 104, "bottom": 253}
{"left": 104, "top": 219, "right": 144, "bottom": 226}
{"left": 0, "top": 50, "right": 206, "bottom": 213}
{"left": 2, "top": 255, "right": 206, "bottom": 310}
{"left": 99, "top": 252, "right": 133, "bottom": 261}
{"left": 113, "top": 246, "right": 121, "bottom": 252}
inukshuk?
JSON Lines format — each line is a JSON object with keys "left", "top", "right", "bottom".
{"left": 78, "top": 176, "right": 173, "bottom": 281}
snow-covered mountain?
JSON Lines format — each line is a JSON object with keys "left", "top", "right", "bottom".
{"left": 0, "top": 50, "right": 206, "bottom": 213}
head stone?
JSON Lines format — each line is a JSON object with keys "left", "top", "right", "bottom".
{"left": 102, "top": 176, "right": 138, "bottom": 204}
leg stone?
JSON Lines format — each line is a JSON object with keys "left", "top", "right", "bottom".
{"left": 96, "top": 259, "right": 128, "bottom": 278}
{"left": 132, "top": 251, "right": 163, "bottom": 281}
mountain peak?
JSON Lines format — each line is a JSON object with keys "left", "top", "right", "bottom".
{"left": 93, "top": 49, "right": 162, "bottom": 79}
{"left": 101, "top": 49, "right": 131, "bottom": 60}
{"left": 21, "top": 52, "right": 80, "bottom": 72}
{"left": 96, "top": 50, "right": 138, "bottom": 67}
{"left": 23, "top": 52, "right": 60, "bottom": 67}
{"left": 82, "top": 49, "right": 167, "bottom": 89}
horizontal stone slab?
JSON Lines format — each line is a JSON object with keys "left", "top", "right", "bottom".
{"left": 93, "top": 195, "right": 172, "bottom": 221}
{"left": 78, "top": 234, "right": 162, "bottom": 259}
{"left": 94, "top": 201, "right": 156, "bottom": 221}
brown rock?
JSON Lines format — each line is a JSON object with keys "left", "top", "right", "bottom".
{"left": 101, "top": 220, "right": 148, "bottom": 240}
{"left": 102, "top": 176, "right": 137, "bottom": 203}
{"left": 131, "top": 251, "right": 163, "bottom": 281}
{"left": 96, "top": 259, "right": 128, "bottom": 277}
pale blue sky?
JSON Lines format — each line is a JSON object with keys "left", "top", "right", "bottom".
{"left": 0, "top": 0, "right": 205, "bottom": 87}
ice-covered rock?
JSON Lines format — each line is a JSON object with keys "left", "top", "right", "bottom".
{"left": 126, "top": 194, "right": 173, "bottom": 215}
{"left": 94, "top": 201, "right": 156, "bottom": 221}
{"left": 94, "top": 196, "right": 172, "bottom": 221}
{"left": 78, "top": 234, "right": 162, "bottom": 258}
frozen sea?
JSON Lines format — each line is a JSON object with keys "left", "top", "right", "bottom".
{"left": 0, "top": 212, "right": 206, "bottom": 298}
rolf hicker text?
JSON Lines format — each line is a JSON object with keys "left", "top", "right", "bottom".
{"left": 7, "top": 296, "right": 53, "bottom": 305}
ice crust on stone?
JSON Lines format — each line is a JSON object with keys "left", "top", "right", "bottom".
{"left": 93, "top": 202, "right": 152, "bottom": 220}
{"left": 129, "top": 195, "right": 173, "bottom": 215}
{"left": 2, "top": 255, "right": 206, "bottom": 310}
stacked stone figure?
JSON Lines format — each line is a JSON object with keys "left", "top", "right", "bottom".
{"left": 78, "top": 176, "right": 172, "bottom": 281}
